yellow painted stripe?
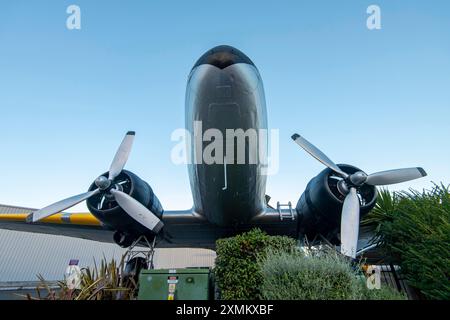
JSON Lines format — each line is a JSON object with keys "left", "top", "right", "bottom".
{"left": 0, "top": 213, "right": 101, "bottom": 226}
{"left": 0, "top": 213, "right": 29, "bottom": 222}
{"left": 65, "top": 213, "right": 102, "bottom": 226}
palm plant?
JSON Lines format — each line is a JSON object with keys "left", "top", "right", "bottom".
{"left": 362, "top": 183, "right": 450, "bottom": 300}
{"left": 30, "top": 254, "right": 138, "bottom": 300}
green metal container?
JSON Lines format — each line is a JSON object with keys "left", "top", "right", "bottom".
{"left": 138, "top": 268, "right": 211, "bottom": 300}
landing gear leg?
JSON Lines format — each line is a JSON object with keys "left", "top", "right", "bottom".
{"left": 122, "top": 235, "right": 157, "bottom": 297}
{"left": 124, "top": 235, "right": 157, "bottom": 270}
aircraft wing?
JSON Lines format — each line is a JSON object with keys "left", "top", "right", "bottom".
{"left": 0, "top": 205, "right": 218, "bottom": 248}
{"left": 0, "top": 205, "right": 115, "bottom": 243}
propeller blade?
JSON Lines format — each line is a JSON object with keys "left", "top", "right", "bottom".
{"left": 110, "top": 189, "right": 163, "bottom": 233}
{"left": 27, "top": 189, "right": 100, "bottom": 223}
{"left": 108, "top": 131, "right": 135, "bottom": 181}
{"left": 340, "top": 187, "right": 360, "bottom": 258}
{"left": 365, "top": 167, "right": 427, "bottom": 186}
{"left": 291, "top": 134, "right": 349, "bottom": 178}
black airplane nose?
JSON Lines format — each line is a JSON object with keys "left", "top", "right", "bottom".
{"left": 192, "top": 45, "right": 255, "bottom": 70}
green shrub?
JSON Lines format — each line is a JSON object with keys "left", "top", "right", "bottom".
{"left": 258, "top": 249, "right": 405, "bottom": 300}
{"left": 213, "top": 228, "right": 297, "bottom": 300}
{"left": 361, "top": 285, "right": 406, "bottom": 300}
{"left": 363, "top": 184, "right": 450, "bottom": 300}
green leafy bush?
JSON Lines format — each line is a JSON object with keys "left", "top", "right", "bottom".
{"left": 363, "top": 184, "right": 450, "bottom": 300}
{"left": 258, "top": 249, "right": 405, "bottom": 300}
{"left": 360, "top": 285, "right": 407, "bottom": 300}
{"left": 214, "top": 228, "right": 297, "bottom": 300}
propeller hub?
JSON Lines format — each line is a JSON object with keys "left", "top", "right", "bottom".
{"left": 337, "top": 180, "right": 350, "bottom": 196}
{"left": 95, "top": 176, "right": 112, "bottom": 190}
{"left": 349, "top": 171, "right": 367, "bottom": 186}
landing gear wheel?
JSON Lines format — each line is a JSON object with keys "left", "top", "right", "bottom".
{"left": 123, "top": 257, "right": 148, "bottom": 288}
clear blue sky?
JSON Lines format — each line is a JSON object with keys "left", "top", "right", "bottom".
{"left": 0, "top": 1, "right": 449, "bottom": 212}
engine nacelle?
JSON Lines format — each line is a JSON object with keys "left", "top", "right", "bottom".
{"left": 296, "top": 164, "right": 377, "bottom": 243}
{"left": 86, "top": 170, "right": 163, "bottom": 245}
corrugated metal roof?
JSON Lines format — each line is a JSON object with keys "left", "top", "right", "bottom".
{"left": 0, "top": 204, "right": 35, "bottom": 214}
{"left": 0, "top": 205, "right": 215, "bottom": 282}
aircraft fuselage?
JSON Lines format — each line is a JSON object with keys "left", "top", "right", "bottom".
{"left": 185, "top": 46, "right": 268, "bottom": 227}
